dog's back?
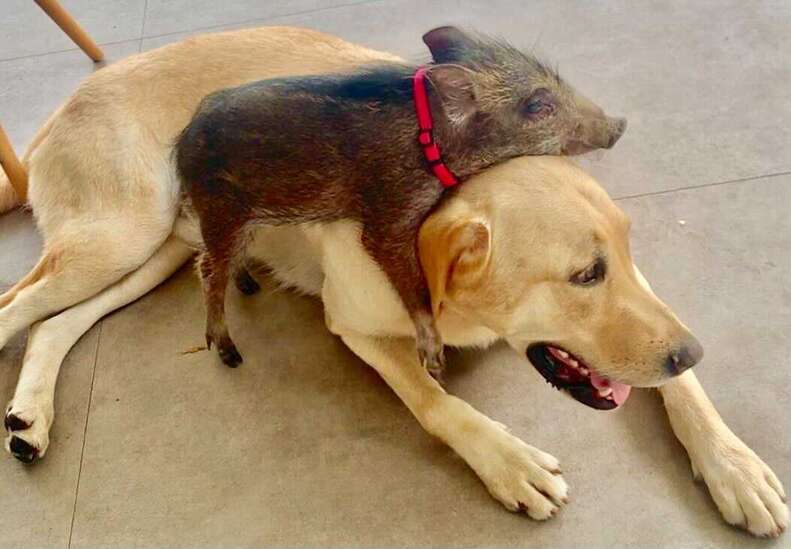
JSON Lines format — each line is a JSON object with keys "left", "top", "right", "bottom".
{"left": 0, "top": 26, "right": 402, "bottom": 216}
{"left": 0, "top": 26, "right": 403, "bottom": 380}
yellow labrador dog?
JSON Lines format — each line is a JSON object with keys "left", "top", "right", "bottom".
{"left": 0, "top": 27, "right": 786, "bottom": 538}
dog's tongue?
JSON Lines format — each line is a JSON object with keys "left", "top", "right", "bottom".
{"left": 590, "top": 372, "right": 631, "bottom": 406}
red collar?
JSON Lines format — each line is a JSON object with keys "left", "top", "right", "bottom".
{"left": 412, "top": 67, "right": 459, "bottom": 188}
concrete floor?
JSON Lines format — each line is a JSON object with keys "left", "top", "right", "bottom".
{"left": 1, "top": 1, "right": 789, "bottom": 547}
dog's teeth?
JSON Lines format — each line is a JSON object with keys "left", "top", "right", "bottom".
{"left": 598, "top": 387, "right": 613, "bottom": 398}
{"left": 568, "top": 359, "right": 578, "bottom": 368}
{"left": 557, "top": 349, "right": 569, "bottom": 359}
{"left": 579, "top": 366, "right": 589, "bottom": 375}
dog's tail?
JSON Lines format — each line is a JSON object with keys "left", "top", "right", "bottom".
{"left": 0, "top": 107, "right": 61, "bottom": 214}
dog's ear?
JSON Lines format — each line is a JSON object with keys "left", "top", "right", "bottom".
{"left": 422, "top": 26, "right": 477, "bottom": 63}
{"left": 426, "top": 65, "right": 477, "bottom": 127}
{"left": 419, "top": 215, "right": 491, "bottom": 317}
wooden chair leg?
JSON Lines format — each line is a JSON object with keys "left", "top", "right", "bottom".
{"left": 34, "top": 0, "right": 104, "bottom": 62}
{"left": 0, "top": 124, "right": 28, "bottom": 200}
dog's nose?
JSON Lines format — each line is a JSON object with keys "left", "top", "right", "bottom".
{"left": 606, "top": 117, "right": 627, "bottom": 148}
{"left": 666, "top": 337, "right": 704, "bottom": 376}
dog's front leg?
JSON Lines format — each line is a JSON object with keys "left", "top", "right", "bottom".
{"left": 633, "top": 265, "right": 788, "bottom": 537}
{"left": 659, "top": 371, "right": 788, "bottom": 537}
{"left": 339, "top": 331, "right": 568, "bottom": 520}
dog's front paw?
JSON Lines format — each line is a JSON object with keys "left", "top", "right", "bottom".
{"left": 690, "top": 431, "right": 787, "bottom": 538}
{"left": 471, "top": 424, "right": 568, "bottom": 520}
{"left": 4, "top": 402, "right": 52, "bottom": 463}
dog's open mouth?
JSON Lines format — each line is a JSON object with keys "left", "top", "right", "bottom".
{"left": 526, "top": 344, "right": 631, "bottom": 410}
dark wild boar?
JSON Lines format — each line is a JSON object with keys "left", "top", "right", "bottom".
{"left": 176, "top": 26, "right": 626, "bottom": 375}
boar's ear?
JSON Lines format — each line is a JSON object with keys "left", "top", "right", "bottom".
{"left": 419, "top": 214, "right": 491, "bottom": 318}
{"left": 426, "top": 65, "right": 477, "bottom": 126}
{"left": 423, "top": 26, "right": 477, "bottom": 63}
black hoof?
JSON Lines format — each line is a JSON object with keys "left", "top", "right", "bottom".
{"left": 418, "top": 347, "right": 445, "bottom": 385}
{"left": 235, "top": 270, "right": 261, "bottom": 296}
{"left": 9, "top": 436, "right": 38, "bottom": 463}
{"left": 4, "top": 413, "right": 30, "bottom": 432}
{"left": 423, "top": 354, "right": 446, "bottom": 385}
{"left": 419, "top": 346, "right": 446, "bottom": 377}
{"left": 218, "top": 344, "right": 243, "bottom": 368}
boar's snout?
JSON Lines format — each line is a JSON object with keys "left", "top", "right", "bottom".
{"left": 588, "top": 115, "right": 627, "bottom": 150}
{"left": 564, "top": 114, "right": 627, "bottom": 155}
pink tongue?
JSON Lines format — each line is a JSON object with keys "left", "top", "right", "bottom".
{"left": 590, "top": 372, "right": 632, "bottom": 406}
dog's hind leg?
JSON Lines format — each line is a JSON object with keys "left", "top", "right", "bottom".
{"left": 0, "top": 220, "right": 169, "bottom": 351}
{"left": 0, "top": 254, "right": 53, "bottom": 309}
{"left": 4, "top": 235, "right": 194, "bottom": 462}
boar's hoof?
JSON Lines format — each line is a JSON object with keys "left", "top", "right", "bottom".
{"left": 420, "top": 345, "right": 446, "bottom": 384}
{"left": 217, "top": 341, "right": 243, "bottom": 368}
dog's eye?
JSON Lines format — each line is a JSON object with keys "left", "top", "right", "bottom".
{"left": 521, "top": 89, "right": 555, "bottom": 119}
{"left": 571, "top": 258, "right": 606, "bottom": 286}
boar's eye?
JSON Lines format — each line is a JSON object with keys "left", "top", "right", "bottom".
{"left": 521, "top": 88, "right": 555, "bottom": 119}
{"left": 524, "top": 101, "right": 543, "bottom": 114}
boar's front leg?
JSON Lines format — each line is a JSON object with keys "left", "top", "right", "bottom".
{"left": 361, "top": 212, "right": 445, "bottom": 380}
